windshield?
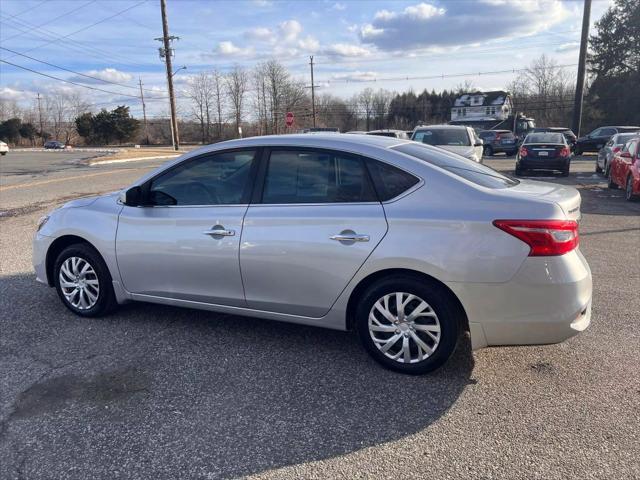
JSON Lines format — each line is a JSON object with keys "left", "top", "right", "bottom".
{"left": 413, "top": 128, "right": 471, "bottom": 146}
{"left": 525, "top": 133, "right": 565, "bottom": 144}
{"left": 392, "top": 143, "right": 518, "bottom": 189}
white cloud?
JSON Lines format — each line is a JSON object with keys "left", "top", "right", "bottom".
{"left": 325, "top": 43, "right": 371, "bottom": 57}
{"left": 330, "top": 71, "right": 378, "bottom": 82}
{"left": 216, "top": 41, "right": 254, "bottom": 57}
{"left": 361, "top": 0, "right": 571, "bottom": 50}
{"left": 245, "top": 27, "right": 273, "bottom": 41}
{"left": 279, "top": 19, "right": 302, "bottom": 42}
{"left": 555, "top": 42, "right": 580, "bottom": 53}
{"left": 69, "top": 68, "right": 133, "bottom": 85}
{"left": 331, "top": 2, "right": 346, "bottom": 11}
{"left": 298, "top": 35, "right": 320, "bottom": 52}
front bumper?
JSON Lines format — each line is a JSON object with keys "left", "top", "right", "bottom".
{"left": 33, "top": 232, "right": 55, "bottom": 285}
{"left": 447, "top": 249, "right": 592, "bottom": 348}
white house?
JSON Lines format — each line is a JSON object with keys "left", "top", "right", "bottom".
{"left": 450, "top": 91, "right": 512, "bottom": 122}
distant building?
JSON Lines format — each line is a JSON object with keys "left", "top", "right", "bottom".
{"left": 451, "top": 91, "right": 512, "bottom": 122}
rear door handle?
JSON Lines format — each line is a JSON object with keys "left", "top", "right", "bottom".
{"left": 203, "top": 226, "right": 235, "bottom": 237}
{"left": 330, "top": 233, "right": 370, "bottom": 242}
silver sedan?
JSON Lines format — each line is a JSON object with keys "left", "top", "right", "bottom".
{"left": 33, "top": 134, "right": 592, "bottom": 374}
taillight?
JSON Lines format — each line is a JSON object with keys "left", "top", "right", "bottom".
{"left": 519, "top": 146, "right": 528, "bottom": 157}
{"left": 493, "top": 220, "right": 579, "bottom": 256}
{"left": 559, "top": 146, "right": 570, "bottom": 157}
{"left": 495, "top": 134, "right": 502, "bottom": 140}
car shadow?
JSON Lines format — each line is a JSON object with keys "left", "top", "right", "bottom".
{"left": 0, "top": 273, "right": 474, "bottom": 479}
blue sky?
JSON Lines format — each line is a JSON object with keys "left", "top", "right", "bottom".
{"left": 0, "top": 0, "right": 613, "bottom": 117}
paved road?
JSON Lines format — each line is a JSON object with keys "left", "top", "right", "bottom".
{"left": 0, "top": 152, "right": 639, "bottom": 479}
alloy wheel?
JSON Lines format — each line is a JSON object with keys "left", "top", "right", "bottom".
{"left": 368, "top": 292, "right": 441, "bottom": 364}
{"left": 59, "top": 256, "right": 100, "bottom": 310}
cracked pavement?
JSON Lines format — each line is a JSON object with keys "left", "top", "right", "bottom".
{"left": 0, "top": 151, "right": 639, "bottom": 479}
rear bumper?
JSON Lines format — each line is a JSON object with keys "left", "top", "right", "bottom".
{"left": 447, "top": 249, "right": 592, "bottom": 349}
{"left": 520, "top": 157, "right": 570, "bottom": 170}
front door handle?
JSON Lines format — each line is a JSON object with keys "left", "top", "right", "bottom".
{"left": 330, "top": 233, "right": 370, "bottom": 242}
{"left": 203, "top": 226, "right": 235, "bottom": 237}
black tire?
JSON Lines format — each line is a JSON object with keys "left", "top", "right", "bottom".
{"left": 515, "top": 163, "right": 524, "bottom": 176}
{"left": 561, "top": 164, "right": 570, "bottom": 177}
{"left": 575, "top": 146, "right": 582, "bottom": 156}
{"left": 595, "top": 163, "right": 602, "bottom": 174}
{"left": 355, "top": 275, "right": 460, "bottom": 375}
{"left": 506, "top": 150, "right": 517, "bottom": 157}
{"left": 483, "top": 145, "right": 493, "bottom": 157}
{"left": 626, "top": 176, "right": 637, "bottom": 202}
{"left": 53, "top": 243, "right": 117, "bottom": 317}
{"left": 607, "top": 170, "right": 618, "bottom": 189}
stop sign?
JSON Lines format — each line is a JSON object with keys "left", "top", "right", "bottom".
{"left": 285, "top": 111, "right": 294, "bottom": 127}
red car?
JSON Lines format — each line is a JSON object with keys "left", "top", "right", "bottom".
{"left": 608, "top": 136, "right": 640, "bottom": 201}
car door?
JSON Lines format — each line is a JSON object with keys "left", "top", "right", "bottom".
{"left": 239, "top": 147, "right": 388, "bottom": 318}
{"left": 116, "top": 149, "right": 259, "bottom": 306}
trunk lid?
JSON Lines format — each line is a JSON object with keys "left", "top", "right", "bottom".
{"left": 509, "top": 179, "right": 581, "bottom": 220}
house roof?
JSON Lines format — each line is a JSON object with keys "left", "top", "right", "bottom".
{"left": 453, "top": 90, "right": 510, "bottom": 107}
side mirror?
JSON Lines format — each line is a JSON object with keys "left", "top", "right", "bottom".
{"left": 121, "top": 186, "right": 143, "bottom": 206}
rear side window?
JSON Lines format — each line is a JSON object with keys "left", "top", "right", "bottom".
{"left": 392, "top": 143, "right": 518, "bottom": 189}
{"left": 262, "top": 149, "right": 377, "bottom": 204}
{"left": 366, "top": 159, "right": 420, "bottom": 201}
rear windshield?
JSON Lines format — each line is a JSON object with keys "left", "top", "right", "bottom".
{"left": 368, "top": 131, "right": 398, "bottom": 138}
{"left": 525, "top": 133, "right": 564, "bottom": 144}
{"left": 392, "top": 143, "right": 518, "bottom": 189}
{"left": 413, "top": 128, "right": 471, "bottom": 146}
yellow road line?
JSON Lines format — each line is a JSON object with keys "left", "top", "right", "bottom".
{"left": 0, "top": 168, "right": 146, "bottom": 192}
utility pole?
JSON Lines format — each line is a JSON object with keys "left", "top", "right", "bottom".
{"left": 138, "top": 78, "right": 149, "bottom": 145}
{"left": 156, "top": 0, "right": 179, "bottom": 151}
{"left": 36, "top": 92, "right": 44, "bottom": 145}
{"left": 572, "top": 0, "right": 592, "bottom": 137}
{"left": 309, "top": 55, "right": 316, "bottom": 128}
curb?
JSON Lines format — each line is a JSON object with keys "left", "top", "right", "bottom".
{"left": 90, "top": 154, "right": 181, "bottom": 166}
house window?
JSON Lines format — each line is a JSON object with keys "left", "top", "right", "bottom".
{"left": 491, "top": 107, "right": 496, "bottom": 115}
{"left": 485, "top": 107, "right": 490, "bottom": 115}
{"left": 462, "top": 108, "right": 466, "bottom": 116}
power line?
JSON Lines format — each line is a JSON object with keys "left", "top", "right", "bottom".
{"left": 0, "top": 59, "right": 144, "bottom": 99}
{"left": 0, "top": 46, "right": 168, "bottom": 96}
{"left": 1, "top": 0, "right": 48, "bottom": 20}
{"left": 3, "top": 0, "right": 150, "bottom": 60}
{"left": 1, "top": 0, "right": 97, "bottom": 42}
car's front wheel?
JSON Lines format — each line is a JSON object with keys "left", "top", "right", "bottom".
{"left": 54, "top": 243, "right": 117, "bottom": 317}
{"left": 356, "top": 275, "right": 459, "bottom": 374}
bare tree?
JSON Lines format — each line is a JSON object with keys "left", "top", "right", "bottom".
{"left": 358, "top": 88, "right": 376, "bottom": 131}
{"left": 372, "top": 89, "right": 393, "bottom": 129}
{"left": 187, "top": 72, "right": 214, "bottom": 144}
{"left": 225, "top": 66, "right": 249, "bottom": 138}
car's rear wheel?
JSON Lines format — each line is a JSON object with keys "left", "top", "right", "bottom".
{"left": 595, "top": 163, "right": 602, "bottom": 174}
{"left": 355, "top": 276, "right": 459, "bottom": 374}
{"left": 515, "top": 163, "right": 524, "bottom": 176}
{"left": 483, "top": 145, "right": 493, "bottom": 157}
{"left": 626, "top": 176, "right": 637, "bottom": 201}
{"left": 561, "top": 164, "right": 570, "bottom": 177}
{"left": 54, "top": 244, "right": 117, "bottom": 317}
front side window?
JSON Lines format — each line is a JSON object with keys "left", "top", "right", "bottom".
{"left": 149, "top": 150, "right": 256, "bottom": 206}
{"left": 262, "top": 149, "right": 376, "bottom": 204}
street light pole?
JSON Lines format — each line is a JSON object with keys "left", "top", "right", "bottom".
{"left": 158, "top": 0, "right": 180, "bottom": 151}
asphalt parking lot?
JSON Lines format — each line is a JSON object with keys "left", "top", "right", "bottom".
{"left": 1, "top": 151, "right": 639, "bottom": 479}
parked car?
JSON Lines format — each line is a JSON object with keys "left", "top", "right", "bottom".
{"left": 0, "top": 141, "right": 8, "bottom": 155}
{"left": 44, "top": 140, "right": 65, "bottom": 149}
{"left": 345, "top": 131, "right": 367, "bottom": 135}
{"left": 367, "top": 129, "right": 409, "bottom": 139}
{"left": 33, "top": 134, "right": 591, "bottom": 374}
{"left": 477, "top": 129, "right": 517, "bottom": 156}
{"left": 575, "top": 126, "right": 640, "bottom": 154}
{"left": 607, "top": 136, "right": 640, "bottom": 201}
{"left": 532, "top": 127, "right": 577, "bottom": 151}
{"left": 515, "top": 132, "right": 572, "bottom": 176}
{"left": 412, "top": 125, "right": 483, "bottom": 163}
{"left": 596, "top": 133, "right": 639, "bottom": 175}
